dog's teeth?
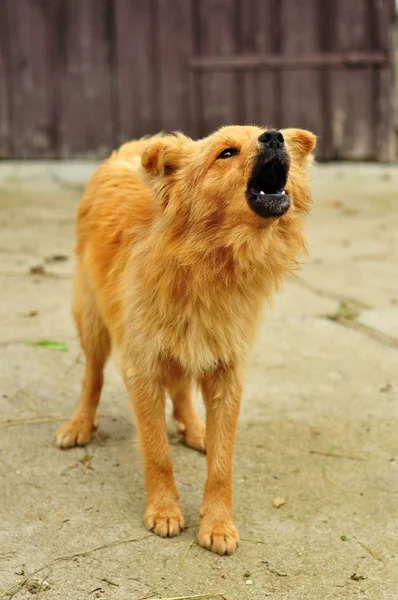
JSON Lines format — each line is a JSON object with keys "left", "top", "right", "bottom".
{"left": 281, "top": 190, "right": 286, "bottom": 195}
{"left": 259, "top": 190, "right": 265, "bottom": 197}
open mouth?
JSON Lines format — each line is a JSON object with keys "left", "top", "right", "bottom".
{"left": 246, "top": 155, "right": 290, "bottom": 219}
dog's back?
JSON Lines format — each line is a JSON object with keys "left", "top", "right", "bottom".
{"left": 73, "top": 136, "right": 157, "bottom": 344}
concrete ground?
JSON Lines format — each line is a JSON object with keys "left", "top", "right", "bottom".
{"left": 0, "top": 161, "right": 397, "bottom": 600}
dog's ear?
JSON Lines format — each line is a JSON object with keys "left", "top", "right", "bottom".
{"left": 281, "top": 128, "right": 317, "bottom": 158}
{"left": 141, "top": 133, "right": 191, "bottom": 177}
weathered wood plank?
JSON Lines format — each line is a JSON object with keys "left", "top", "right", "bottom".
{"left": 197, "top": 0, "right": 239, "bottom": 135}
{"left": 157, "top": 0, "right": 193, "bottom": 134}
{"left": 318, "top": 0, "right": 334, "bottom": 160}
{"left": 0, "top": 0, "right": 393, "bottom": 161}
{"left": 374, "top": 0, "right": 396, "bottom": 162}
{"left": 0, "top": 0, "right": 10, "bottom": 157}
{"left": 114, "top": 0, "right": 160, "bottom": 143}
{"left": 58, "top": 0, "right": 114, "bottom": 157}
{"left": 238, "top": 0, "right": 257, "bottom": 124}
{"left": 279, "top": 0, "right": 324, "bottom": 156}
{"left": 255, "top": 0, "right": 282, "bottom": 129}
{"left": 6, "top": 0, "right": 55, "bottom": 157}
{"left": 330, "top": 0, "right": 376, "bottom": 160}
{"left": 234, "top": 0, "right": 281, "bottom": 129}
{"left": 189, "top": 0, "right": 204, "bottom": 138}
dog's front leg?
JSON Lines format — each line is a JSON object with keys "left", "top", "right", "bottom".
{"left": 123, "top": 368, "right": 184, "bottom": 537}
{"left": 198, "top": 364, "right": 242, "bottom": 555}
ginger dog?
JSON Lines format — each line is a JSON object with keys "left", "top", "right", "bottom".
{"left": 56, "top": 125, "right": 316, "bottom": 555}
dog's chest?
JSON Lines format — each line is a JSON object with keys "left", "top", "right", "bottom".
{"left": 153, "top": 290, "right": 260, "bottom": 376}
{"left": 125, "top": 261, "right": 265, "bottom": 377}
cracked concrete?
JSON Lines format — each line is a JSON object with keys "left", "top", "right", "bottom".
{"left": 0, "top": 163, "right": 398, "bottom": 600}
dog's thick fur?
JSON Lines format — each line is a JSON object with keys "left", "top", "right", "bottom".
{"left": 56, "top": 125, "right": 316, "bottom": 555}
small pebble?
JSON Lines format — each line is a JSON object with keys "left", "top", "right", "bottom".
{"left": 246, "top": 580, "right": 253, "bottom": 585}
{"left": 272, "top": 497, "right": 286, "bottom": 508}
{"left": 29, "top": 264, "right": 46, "bottom": 275}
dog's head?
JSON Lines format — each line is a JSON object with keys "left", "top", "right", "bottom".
{"left": 141, "top": 125, "right": 316, "bottom": 235}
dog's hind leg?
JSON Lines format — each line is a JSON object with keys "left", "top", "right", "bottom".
{"left": 167, "top": 376, "right": 206, "bottom": 453}
{"left": 56, "top": 265, "right": 110, "bottom": 448}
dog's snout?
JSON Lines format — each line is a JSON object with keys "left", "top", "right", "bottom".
{"left": 258, "top": 129, "right": 284, "bottom": 151}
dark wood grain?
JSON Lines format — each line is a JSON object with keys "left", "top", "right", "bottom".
{"left": 279, "top": 0, "right": 324, "bottom": 153}
{"left": 255, "top": 0, "right": 282, "bottom": 129}
{"left": 240, "top": 0, "right": 281, "bottom": 127}
{"left": 238, "top": 0, "right": 257, "bottom": 124}
{"left": 318, "top": 0, "right": 334, "bottom": 160}
{"left": 189, "top": 0, "right": 203, "bottom": 138}
{"left": 114, "top": 0, "right": 160, "bottom": 143}
{"left": 374, "top": 0, "right": 396, "bottom": 162}
{"left": 197, "top": 0, "right": 239, "bottom": 135}
{"left": 0, "top": 0, "right": 10, "bottom": 157}
{"left": 157, "top": 0, "right": 193, "bottom": 134}
{"left": 0, "top": 0, "right": 395, "bottom": 160}
{"left": 190, "top": 52, "right": 389, "bottom": 69}
{"left": 329, "top": 0, "right": 376, "bottom": 160}
{"left": 58, "top": 0, "right": 114, "bottom": 157}
{"left": 6, "top": 0, "right": 55, "bottom": 157}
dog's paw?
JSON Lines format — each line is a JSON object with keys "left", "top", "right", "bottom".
{"left": 176, "top": 419, "right": 206, "bottom": 453}
{"left": 198, "top": 513, "right": 240, "bottom": 555}
{"left": 145, "top": 502, "right": 185, "bottom": 538}
{"left": 56, "top": 417, "right": 96, "bottom": 449}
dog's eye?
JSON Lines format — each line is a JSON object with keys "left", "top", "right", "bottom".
{"left": 217, "top": 147, "right": 239, "bottom": 159}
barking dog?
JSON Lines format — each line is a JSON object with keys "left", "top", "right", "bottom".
{"left": 56, "top": 125, "right": 316, "bottom": 555}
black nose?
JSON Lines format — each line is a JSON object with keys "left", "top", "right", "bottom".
{"left": 258, "top": 129, "right": 284, "bottom": 150}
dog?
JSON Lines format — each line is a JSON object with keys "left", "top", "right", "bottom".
{"left": 56, "top": 125, "right": 316, "bottom": 555}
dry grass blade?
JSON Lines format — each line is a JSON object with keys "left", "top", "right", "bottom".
{"left": 177, "top": 540, "right": 194, "bottom": 571}
{"left": 55, "top": 533, "right": 152, "bottom": 561}
{"left": 0, "top": 416, "right": 70, "bottom": 428}
{"left": 0, "top": 582, "right": 20, "bottom": 599}
{"left": 352, "top": 535, "right": 385, "bottom": 563}
{"left": 310, "top": 450, "right": 365, "bottom": 461}
{"left": 142, "top": 595, "right": 228, "bottom": 600}
{"left": 240, "top": 537, "right": 267, "bottom": 545}
{"left": 261, "top": 560, "right": 295, "bottom": 580}
{"left": 318, "top": 446, "right": 337, "bottom": 485}
{"left": 0, "top": 534, "right": 151, "bottom": 599}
